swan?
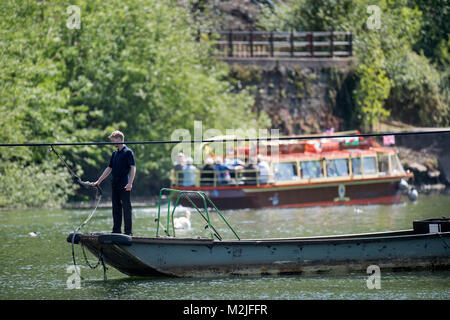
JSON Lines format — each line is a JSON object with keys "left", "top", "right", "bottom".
{"left": 409, "top": 187, "right": 419, "bottom": 201}
{"left": 174, "top": 210, "right": 191, "bottom": 230}
{"left": 354, "top": 207, "right": 363, "bottom": 213}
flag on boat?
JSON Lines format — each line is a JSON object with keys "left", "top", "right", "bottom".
{"left": 324, "top": 128, "right": 335, "bottom": 135}
{"left": 344, "top": 137, "right": 359, "bottom": 146}
{"left": 383, "top": 135, "right": 395, "bottom": 146}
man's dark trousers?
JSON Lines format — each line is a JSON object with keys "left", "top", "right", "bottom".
{"left": 112, "top": 187, "right": 132, "bottom": 235}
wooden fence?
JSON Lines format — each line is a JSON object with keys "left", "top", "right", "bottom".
{"left": 198, "top": 30, "right": 353, "bottom": 58}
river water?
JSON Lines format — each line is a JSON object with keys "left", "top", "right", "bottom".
{"left": 1, "top": 193, "right": 449, "bottom": 300}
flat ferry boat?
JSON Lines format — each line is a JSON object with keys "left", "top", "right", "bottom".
{"left": 67, "top": 190, "right": 449, "bottom": 278}
{"left": 170, "top": 132, "right": 414, "bottom": 210}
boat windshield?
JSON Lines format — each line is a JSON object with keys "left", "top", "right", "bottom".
{"left": 351, "top": 157, "right": 361, "bottom": 175}
{"left": 326, "top": 158, "right": 349, "bottom": 177}
{"left": 274, "top": 162, "right": 298, "bottom": 181}
{"left": 390, "top": 154, "right": 404, "bottom": 174}
{"left": 300, "top": 160, "right": 323, "bottom": 179}
{"left": 363, "top": 156, "right": 377, "bottom": 174}
{"left": 378, "top": 153, "right": 389, "bottom": 176}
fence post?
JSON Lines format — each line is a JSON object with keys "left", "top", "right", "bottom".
{"left": 309, "top": 32, "right": 314, "bottom": 57}
{"left": 330, "top": 29, "right": 334, "bottom": 57}
{"left": 290, "top": 30, "right": 294, "bottom": 57}
{"left": 250, "top": 29, "right": 254, "bottom": 57}
{"left": 345, "top": 32, "right": 350, "bottom": 57}
{"left": 228, "top": 30, "right": 233, "bottom": 57}
{"left": 269, "top": 31, "right": 274, "bottom": 57}
{"left": 349, "top": 32, "right": 353, "bottom": 56}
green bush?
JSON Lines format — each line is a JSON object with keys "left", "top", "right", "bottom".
{"left": 0, "top": 160, "right": 76, "bottom": 208}
{"left": 0, "top": 0, "right": 269, "bottom": 208}
{"left": 258, "top": 0, "right": 449, "bottom": 129}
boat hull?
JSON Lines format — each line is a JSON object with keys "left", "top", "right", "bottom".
{"left": 175, "top": 178, "right": 404, "bottom": 210}
{"left": 74, "top": 230, "right": 450, "bottom": 278}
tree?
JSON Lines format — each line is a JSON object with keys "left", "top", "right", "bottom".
{"left": 257, "top": 0, "right": 449, "bottom": 130}
{"left": 0, "top": 0, "right": 269, "bottom": 207}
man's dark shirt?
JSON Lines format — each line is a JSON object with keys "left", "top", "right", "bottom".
{"left": 108, "top": 145, "right": 135, "bottom": 189}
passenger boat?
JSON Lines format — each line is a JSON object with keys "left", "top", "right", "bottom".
{"left": 170, "top": 131, "right": 414, "bottom": 210}
{"left": 67, "top": 190, "right": 450, "bottom": 278}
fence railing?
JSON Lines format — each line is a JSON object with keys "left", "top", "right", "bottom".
{"left": 198, "top": 30, "right": 353, "bottom": 58}
{"left": 171, "top": 169, "right": 270, "bottom": 187}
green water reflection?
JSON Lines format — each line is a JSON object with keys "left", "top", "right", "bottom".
{"left": 1, "top": 194, "right": 449, "bottom": 299}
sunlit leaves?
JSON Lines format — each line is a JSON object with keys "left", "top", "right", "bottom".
{"left": 0, "top": 0, "right": 267, "bottom": 207}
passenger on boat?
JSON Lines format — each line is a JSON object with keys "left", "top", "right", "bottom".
{"left": 224, "top": 155, "right": 245, "bottom": 169}
{"left": 214, "top": 157, "right": 231, "bottom": 185}
{"left": 200, "top": 157, "right": 215, "bottom": 185}
{"left": 182, "top": 157, "right": 197, "bottom": 187}
{"left": 224, "top": 155, "right": 245, "bottom": 179}
{"left": 173, "top": 152, "right": 185, "bottom": 186}
{"left": 242, "top": 158, "right": 258, "bottom": 185}
{"left": 257, "top": 154, "right": 270, "bottom": 184}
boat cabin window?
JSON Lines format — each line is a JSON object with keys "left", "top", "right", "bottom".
{"left": 274, "top": 162, "right": 298, "bottom": 181}
{"left": 378, "top": 153, "right": 389, "bottom": 175}
{"left": 351, "top": 157, "right": 362, "bottom": 175}
{"left": 300, "top": 160, "right": 323, "bottom": 179}
{"left": 362, "top": 156, "right": 377, "bottom": 174}
{"left": 390, "top": 154, "right": 404, "bottom": 174}
{"left": 326, "top": 158, "right": 349, "bottom": 177}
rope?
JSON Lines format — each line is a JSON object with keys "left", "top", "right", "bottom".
{"left": 70, "top": 186, "right": 102, "bottom": 280}
{"left": 81, "top": 242, "right": 101, "bottom": 269}
{"left": 0, "top": 129, "right": 448, "bottom": 147}
{"left": 50, "top": 146, "right": 103, "bottom": 192}
{"left": 80, "top": 242, "right": 107, "bottom": 280}
{"left": 49, "top": 146, "right": 105, "bottom": 280}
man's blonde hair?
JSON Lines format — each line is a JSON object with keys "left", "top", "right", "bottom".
{"left": 109, "top": 130, "right": 125, "bottom": 141}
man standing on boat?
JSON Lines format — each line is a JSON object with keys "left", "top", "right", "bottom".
{"left": 93, "top": 131, "right": 136, "bottom": 236}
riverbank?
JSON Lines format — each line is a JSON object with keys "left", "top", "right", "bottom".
{"left": 391, "top": 125, "right": 450, "bottom": 192}
{"left": 397, "top": 146, "right": 448, "bottom": 192}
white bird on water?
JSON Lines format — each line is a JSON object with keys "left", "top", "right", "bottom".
{"left": 174, "top": 210, "right": 191, "bottom": 230}
{"left": 354, "top": 207, "right": 363, "bottom": 213}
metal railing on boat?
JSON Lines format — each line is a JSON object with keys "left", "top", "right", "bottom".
{"left": 171, "top": 169, "right": 266, "bottom": 187}
{"left": 156, "top": 188, "right": 240, "bottom": 241}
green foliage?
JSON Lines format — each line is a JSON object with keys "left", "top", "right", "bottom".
{"left": 0, "top": 0, "right": 268, "bottom": 208}
{"left": 385, "top": 49, "right": 447, "bottom": 126}
{"left": 410, "top": 0, "right": 449, "bottom": 67}
{"left": 258, "top": 0, "right": 449, "bottom": 129}
{"left": 0, "top": 160, "right": 77, "bottom": 208}
{"left": 354, "top": 41, "right": 391, "bottom": 130}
